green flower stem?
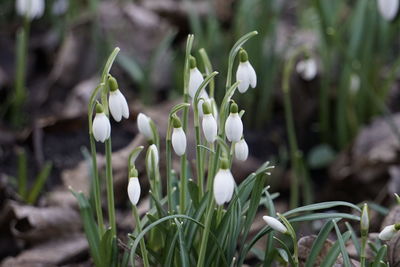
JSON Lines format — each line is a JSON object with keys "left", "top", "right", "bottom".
{"left": 12, "top": 17, "right": 30, "bottom": 126}
{"left": 197, "top": 195, "right": 215, "bottom": 267}
{"left": 360, "top": 236, "right": 367, "bottom": 267}
{"left": 193, "top": 72, "right": 219, "bottom": 198}
{"left": 180, "top": 35, "right": 194, "bottom": 213}
{"left": 88, "top": 83, "right": 105, "bottom": 235}
{"left": 225, "top": 31, "right": 258, "bottom": 91}
{"left": 199, "top": 48, "right": 215, "bottom": 98}
{"left": 132, "top": 206, "right": 150, "bottom": 267}
{"left": 205, "top": 142, "right": 215, "bottom": 192}
{"left": 89, "top": 134, "right": 105, "bottom": 234}
{"left": 105, "top": 138, "right": 116, "bottom": 237}
{"left": 282, "top": 50, "right": 313, "bottom": 208}
{"left": 166, "top": 115, "right": 174, "bottom": 212}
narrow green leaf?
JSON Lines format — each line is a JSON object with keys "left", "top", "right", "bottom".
{"left": 27, "top": 162, "right": 52, "bottom": 204}
{"left": 333, "top": 220, "right": 351, "bottom": 267}
{"left": 372, "top": 245, "right": 387, "bottom": 267}
{"left": 320, "top": 231, "right": 351, "bottom": 266}
{"left": 305, "top": 219, "right": 337, "bottom": 267}
{"left": 283, "top": 201, "right": 361, "bottom": 216}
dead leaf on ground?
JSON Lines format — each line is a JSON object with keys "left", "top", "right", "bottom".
{"left": 7, "top": 201, "right": 81, "bottom": 243}
{"left": 1, "top": 234, "right": 88, "bottom": 267}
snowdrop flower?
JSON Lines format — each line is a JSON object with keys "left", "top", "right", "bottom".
{"left": 137, "top": 113, "right": 153, "bottom": 140}
{"left": 127, "top": 167, "right": 141, "bottom": 205}
{"left": 188, "top": 56, "right": 205, "bottom": 98}
{"left": 171, "top": 115, "right": 186, "bottom": 156}
{"left": 92, "top": 103, "right": 111, "bottom": 143}
{"left": 225, "top": 103, "right": 243, "bottom": 142}
{"left": 213, "top": 158, "right": 235, "bottom": 205}
{"left": 16, "top": 0, "right": 45, "bottom": 19}
{"left": 146, "top": 144, "right": 159, "bottom": 170}
{"left": 379, "top": 223, "right": 400, "bottom": 241}
{"left": 263, "top": 216, "right": 288, "bottom": 233}
{"left": 377, "top": 0, "right": 399, "bottom": 21}
{"left": 235, "top": 138, "right": 249, "bottom": 161}
{"left": 108, "top": 76, "right": 129, "bottom": 122}
{"left": 236, "top": 49, "right": 256, "bottom": 93}
{"left": 296, "top": 58, "right": 318, "bottom": 81}
{"left": 202, "top": 102, "right": 218, "bottom": 143}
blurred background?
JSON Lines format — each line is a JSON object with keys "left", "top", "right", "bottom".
{"left": 0, "top": 0, "right": 400, "bottom": 265}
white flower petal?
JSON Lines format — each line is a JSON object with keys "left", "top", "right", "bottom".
{"left": 137, "top": 113, "right": 153, "bottom": 140}
{"left": 172, "top": 127, "right": 187, "bottom": 156}
{"left": 378, "top": 0, "right": 399, "bottom": 21}
{"left": 235, "top": 139, "right": 249, "bottom": 161}
{"left": 225, "top": 113, "right": 243, "bottom": 142}
{"left": 127, "top": 177, "right": 141, "bottom": 205}
{"left": 146, "top": 144, "right": 159, "bottom": 170}
{"left": 236, "top": 62, "right": 250, "bottom": 93}
{"left": 379, "top": 225, "right": 397, "bottom": 241}
{"left": 247, "top": 62, "right": 257, "bottom": 88}
{"left": 92, "top": 113, "right": 111, "bottom": 143}
{"left": 263, "top": 216, "right": 287, "bottom": 233}
{"left": 109, "top": 90, "right": 129, "bottom": 122}
{"left": 202, "top": 114, "right": 218, "bottom": 143}
{"left": 189, "top": 68, "right": 204, "bottom": 98}
{"left": 213, "top": 169, "right": 235, "bottom": 205}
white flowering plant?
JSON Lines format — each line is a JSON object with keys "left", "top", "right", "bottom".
{"left": 69, "top": 32, "right": 395, "bottom": 267}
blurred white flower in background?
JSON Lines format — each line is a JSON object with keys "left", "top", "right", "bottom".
{"left": 16, "top": 0, "right": 45, "bottom": 20}
{"left": 296, "top": 58, "right": 318, "bottom": 81}
{"left": 52, "top": 0, "right": 69, "bottom": 16}
{"left": 377, "top": 0, "right": 399, "bottom": 21}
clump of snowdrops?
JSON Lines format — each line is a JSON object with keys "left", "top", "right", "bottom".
{"left": 71, "top": 32, "right": 398, "bottom": 267}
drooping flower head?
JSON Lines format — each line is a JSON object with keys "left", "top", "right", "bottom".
{"left": 16, "top": 0, "right": 45, "bottom": 20}
{"left": 236, "top": 48, "right": 257, "bottom": 93}
{"left": 137, "top": 113, "right": 153, "bottom": 141}
{"left": 171, "top": 114, "right": 187, "bottom": 156}
{"left": 235, "top": 138, "right": 249, "bottom": 161}
{"left": 213, "top": 157, "right": 235, "bottom": 205}
{"left": 202, "top": 101, "right": 218, "bottom": 143}
{"left": 92, "top": 102, "right": 111, "bottom": 143}
{"left": 127, "top": 167, "right": 141, "bottom": 205}
{"left": 188, "top": 56, "right": 205, "bottom": 99}
{"left": 225, "top": 102, "right": 243, "bottom": 142}
{"left": 262, "top": 215, "right": 288, "bottom": 234}
{"left": 108, "top": 76, "right": 129, "bottom": 122}
{"left": 379, "top": 223, "right": 400, "bottom": 241}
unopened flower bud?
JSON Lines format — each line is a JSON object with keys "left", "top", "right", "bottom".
{"left": 263, "top": 215, "right": 288, "bottom": 234}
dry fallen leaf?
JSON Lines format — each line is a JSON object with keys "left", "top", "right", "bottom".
{"left": 1, "top": 234, "right": 88, "bottom": 267}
